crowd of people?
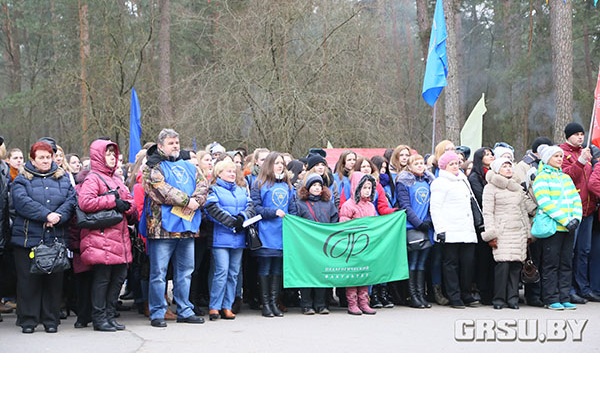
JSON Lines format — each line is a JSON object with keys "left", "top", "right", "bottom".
{"left": 1, "top": 121, "right": 600, "bottom": 334}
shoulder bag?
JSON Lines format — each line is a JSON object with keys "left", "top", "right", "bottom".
{"left": 29, "top": 229, "right": 71, "bottom": 275}
{"left": 530, "top": 210, "right": 557, "bottom": 239}
{"left": 462, "top": 180, "right": 484, "bottom": 232}
{"left": 406, "top": 229, "right": 432, "bottom": 251}
{"left": 76, "top": 172, "right": 123, "bottom": 229}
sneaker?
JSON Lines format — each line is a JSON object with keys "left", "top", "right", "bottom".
{"left": 545, "top": 302, "right": 565, "bottom": 310}
{"left": 302, "top": 307, "right": 315, "bottom": 315}
{"left": 317, "top": 307, "right": 330, "bottom": 315}
{"left": 561, "top": 302, "right": 577, "bottom": 310}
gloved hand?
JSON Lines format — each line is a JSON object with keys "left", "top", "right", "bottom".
{"left": 487, "top": 238, "right": 498, "bottom": 249}
{"left": 233, "top": 214, "right": 245, "bottom": 232}
{"left": 109, "top": 189, "right": 120, "bottom": 200}
{"left": 566, "top": 219, "right": 580, "bottom": 233}
{"left": 115, "top": 198, "right": 131, "bottom": 213}
{"left": 436, "top": 232, "right": 446, "bottom": 243}
{"left": 417, "top": 221, "right": 431, "bottom": 233}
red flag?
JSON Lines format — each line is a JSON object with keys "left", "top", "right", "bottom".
{"left": 591, "top": 66, "right": 600, "bottom": 148}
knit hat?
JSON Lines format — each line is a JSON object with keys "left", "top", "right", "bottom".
{"left": 564, "top": 122, "right": 585, "bottom": 139}
{"left": 490, "top": 158, "right": 512, "bottom": 173}
{"left": 493, "top": 146, "right": 514, "bottom": 161}
{"left": 531, "top": 136, "right": 553, "bottom": 153}
{"left": 306, "top": 154, "right": 327, "bottom": 171}
{"left": 538, "top": 144, "right": 564, "bottom": 164}
{"left": 39, "top": 136, "right": 57, "bottom": 153}
{"left": 210, "top": 143, "right": 226, "bottom": 155}
{"left": 437, "top": 151, "right": 460, "bottom": 170}
{"left": 455, "top": 145, "right": 471, "bottom": 160}
{"left": 305, "top": 173, "right": 323, "bottom": 189}
{"left": 308, "top": 148, "right": 327, "bottom": 158}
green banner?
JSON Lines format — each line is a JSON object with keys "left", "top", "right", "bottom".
{"left": 283, "top": 211, "right": 408, "bottom": 288}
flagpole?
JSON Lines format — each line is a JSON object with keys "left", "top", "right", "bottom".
{"left": 587, "top": 100, "right": 595, "bottom": 149}
{"left": 431, "top": 104, "right": 436, "bottom": 155}
{"left": 587, "top": 63, "right": 600, "bottom": 148}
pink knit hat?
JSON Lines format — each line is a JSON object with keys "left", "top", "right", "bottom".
{"left": 438, "top": 151, "right": 460, "bottom": 170}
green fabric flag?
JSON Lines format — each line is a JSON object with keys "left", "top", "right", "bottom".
{"left": 283, "top": 211, "right": 408, "bottom": 288}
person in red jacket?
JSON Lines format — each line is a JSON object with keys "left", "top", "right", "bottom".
{"left": 559, "top": 122, "right": 600, "bottom": 303}
{"left": 78, "top": 139, "right": 137, "bottom": 332}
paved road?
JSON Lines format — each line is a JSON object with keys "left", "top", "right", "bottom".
{"left": 1, "top": 299, "right": 598, "bottom": 353}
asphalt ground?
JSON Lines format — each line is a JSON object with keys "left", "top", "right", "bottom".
{"left": 1, "top": 297, "right": 597, "bottom": 398}
{"left": 1, "top": 296, "right": 599, "bottom": 353}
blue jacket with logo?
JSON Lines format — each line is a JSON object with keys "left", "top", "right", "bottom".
{"left": 205, "top": 178, "right": 254, "bottom": 249}
{"left": 250, "top": 179, "right": 297, "bottom": 255}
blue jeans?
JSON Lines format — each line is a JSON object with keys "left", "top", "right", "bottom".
{"left": 209, "top": 247, "right": 243, "bottom": 310}
{"left": 573, "top": 214, "right": 593, "bottom": 296}
{"left": 408, "top": 247, "right": 431, "bottom": 271}
{"left": 428, "top": 243, "right": 443, "bottom": 285}
{"left": 147, "top": 238, "right": 195, "bottom": 320}
{"left": 257, "top": 256, "right": 283, "bottom": 276}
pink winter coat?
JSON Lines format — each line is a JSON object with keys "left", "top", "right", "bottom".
{"left": 339, "top": 172, "right": 377, "bottom": 222}
{"left": 78, "top": 140, "right": 137, "bottom": 266}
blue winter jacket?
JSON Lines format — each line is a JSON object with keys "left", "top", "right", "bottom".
{"left": 11, "top": 161, "right": 77, "bottom": 248}
{"left": 395, "top": 170, "right": 434, "bottom": 230}
{"left": 250, "top": 179, "right": 297, "bottom": 255}
{"left": 205, "top": 178, "right": 254, "bottom": 249}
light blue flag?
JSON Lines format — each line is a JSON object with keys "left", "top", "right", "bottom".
{"left": 128, "top": 87, "right": 142, "bottom": 164}
{"left": 422, "top": 0, "right": 448, "bottom": 107}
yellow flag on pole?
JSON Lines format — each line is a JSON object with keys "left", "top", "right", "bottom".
{"left": 459, "top": 93, "right": 486, "bottom": 157}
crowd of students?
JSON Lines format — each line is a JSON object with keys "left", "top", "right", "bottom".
{"left": 1, "top": 121, "right": 600, "bottom": 333}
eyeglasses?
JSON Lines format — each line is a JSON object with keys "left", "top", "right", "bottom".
{"left": 493, "top": 142, "right": 514, "bottom": 152}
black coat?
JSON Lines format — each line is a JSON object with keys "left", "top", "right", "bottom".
{"left": 10, "top": 161, "right": 77, "bottom": 248}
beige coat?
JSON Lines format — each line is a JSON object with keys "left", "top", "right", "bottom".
{"left": 480, "top": 170, "right": 537, "bottom": 262}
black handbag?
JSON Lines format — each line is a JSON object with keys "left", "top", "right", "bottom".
{"left": 29, "top": 231, "right": 71, "bottom": 275}
{"left": 521, "top": 248, "right": 540, "bottom": 284}
{"left": 245, "top": 224, "right": 262, "bottom": 251}
{"left": 463, "top": 180, "right": 484, "bottom": 232}
{"left": 406, "top": 229, "right": 432, "bottom": 251}
{"left": 76, "top": 172, "right": 123, "bottom": 229}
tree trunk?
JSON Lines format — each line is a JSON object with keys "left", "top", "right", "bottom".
{"left": 550, "top": 0, "right": 573, "bottom": 143}
{"left": 158, "top": 0, "right": 173, "bottom": 127}
{"left": 443, "top": 0, "right": 460, "bottom": 144}
{"left": 78, "top": 0, "right": 90, "bottom": 151}
{"left": 2, "top": 3, "right": 21, "bottom": 94}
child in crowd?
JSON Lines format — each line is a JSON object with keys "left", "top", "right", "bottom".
{"left": 339, "top": 171, "right": 378, "bottom": 315}
{"left": 295, "top": 173, "right": 339, "bottom": 315}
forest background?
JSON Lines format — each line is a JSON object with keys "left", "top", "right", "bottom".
{"left": 0, "top": 0, "right": 596, "bottom": 160}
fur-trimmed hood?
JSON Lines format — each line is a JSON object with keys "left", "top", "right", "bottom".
{"left": 22, "top": 160, "right": 65, "bottom": 180}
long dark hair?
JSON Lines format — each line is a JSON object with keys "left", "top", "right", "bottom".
{"left": 471, "top": 147, "right": 493, "bottom": 179}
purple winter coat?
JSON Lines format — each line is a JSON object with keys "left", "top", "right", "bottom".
{"left": 78, "top": 140, "right": 137, "bottom": 266}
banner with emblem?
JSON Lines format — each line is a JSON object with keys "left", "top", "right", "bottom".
{"left": 282, "top": 212, "right": 408, "bottom": 288}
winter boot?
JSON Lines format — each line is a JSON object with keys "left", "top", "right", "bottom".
{"left": 416, "top": 270, "right": 431, "bottom": 308}
{"left": 270, "top": 275, "right": 284, "bottom": 317}
{"left": 370, "top": 285, "right": 383, "bottom": 308}
{"left": 259, "top": 275, "right": 274, "bottom": 317}
{"left": 346, "top": 287, "right": 362, "bottom": 315}
{"left": 357, "top": 286, "right": 377, "bottom": 315}
{"left": 336, "top": 287, "right": 348, "bottom": 308}
{"left": 380, "top": 285, "right": 394, "bottom": 308}
{"left": 433, "top": 284, "right": 449, "bottom": 306}
{"left": 409, "top": 271, "right": 425, "bottom": 308}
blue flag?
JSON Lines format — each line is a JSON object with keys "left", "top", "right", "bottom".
{"left": 129, "top": 87, "right": 142, "bottom": 164}
{"left": 422, "top": 0, "right": 448, "bottom": 107}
